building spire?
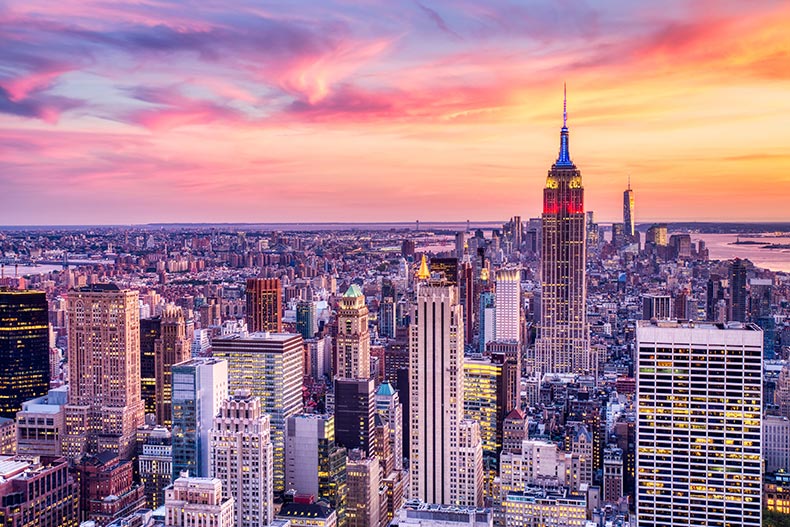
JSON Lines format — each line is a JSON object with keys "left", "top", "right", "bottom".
{"left": 555, "top": 83, "right": 573, "bottom": 167}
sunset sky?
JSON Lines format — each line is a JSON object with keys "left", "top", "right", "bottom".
{"left": 1, "top": 0, "right": 789, "bottom": 225}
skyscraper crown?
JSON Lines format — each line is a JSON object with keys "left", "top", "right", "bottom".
{"left": 555, "top": 83, "right": 574, "bottom": 168}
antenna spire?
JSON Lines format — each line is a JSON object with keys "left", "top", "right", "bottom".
{"left": 628, "top": 174, "right": 631, "bottom": 190}
{"left": 563, "top": 82, "right": 567, "bottom": 128}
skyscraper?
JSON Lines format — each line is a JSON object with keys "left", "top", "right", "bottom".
{"left": 535, "top": 88, "right": 591, "bottom": 375}
{"left": 245, "top": 278, "right": 282, "bottom": 333}
{"left": 63, "top": 284, "right": 145, "bottom": 461}
{"left": 346, "top": 452, "right": 381, "bottom": 527}
{"left": 494, "top": 268, "right": 520, "bottom": 343}
{"left": 213, "top": 332, "right": 304, "bottom": 492}
{"left": 164, "top": 476, "right": 235, "bottom": 527}
{"left": 0, "top": 289, "right": 50, "bottom": 419}
{"left": 140, "top": 316, "right": 161, "bottom": 417}
{"left": 337, "top": 285, "right": 370, "bottom": 379}
{"left": 155, "top": 305, "right": 192, "bottom": 426}
{"left": 335, "top": 377, "right": 376, "bottom": 454}
{"left": 636, "top": 321, "right": 762, "bottom": 527}
{"left": 409, "top": 283, "right": 483, "bottom": 506}
{"left": 729, "top": 258, "right": 748, "bottom": 322}
{"left": 623, "top": 177, "right": 635, "bottom": 238}
{"left": 210, "top": 390, "right": 274, "bottom": 527}
{"left": 171, "top": 358, "right": 228, "bottom": 479}
{"left": 296, "top": 300, "right": 318, "bottom": 340}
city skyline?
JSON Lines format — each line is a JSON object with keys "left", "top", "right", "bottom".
{"left": 2, "top": 1, "right": 790, "bottom": 224}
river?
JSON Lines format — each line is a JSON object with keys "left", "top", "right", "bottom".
{"left": 689, "top": 233, "right": 790, "bottom": 273}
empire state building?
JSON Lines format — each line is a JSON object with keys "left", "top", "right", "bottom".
{"left": 535, "top": 87, "right": 591, "bottom": 375}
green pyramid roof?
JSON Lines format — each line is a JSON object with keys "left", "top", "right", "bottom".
{"left": 343, "top": 284, "right": 364, "bottom": 298}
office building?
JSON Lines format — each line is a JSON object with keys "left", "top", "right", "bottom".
{"left": 603, "top": 445, "right": 624, "bottom": 503}
{"left": 0, "top": 289, "right": 50, "bottom": 419}
{"left": 494, "top": 268, "right": 521, "bottom": 344}
{"left": 764, "top": 415, "right": 790, "bottom": 473}
{"left": 63, "top": 284, "right": 145, "bottom": 461}
{"left": 137, "top": 426, "right": 172, "bottom": 509}
{"left": 624, "top": 179, "right": 635, "bottom": 238}
{"left": 171, "top": 358, "right": 228, "bottom": 479}
{"left": 210, "top": 390, "right": 274, "bottom": 527}
{"left": 534, "top": 91, "right": 590, "bottom": 375}
{"left": 479, "top": 291, "right": 495, "bottom": 354}
{"left": 155, "top": 305, "right": 192, "bottom": 426}
{"left": 213, "top": 332, "right": 303, "bottom": 492}
{"left": 502, "top": 486, "right": 587, "bottom": 527}
{"left": 642, "top": 294, "right": 672, "bottom": 321}
{"left": 0, "top": 455, "right": 79, "bottom": 527}
{"left": 140, "top": 316, "right": 161, "bottom": 417}
{"left": 375, "top": 381, "right": 403, "bottom": 472}
{"left": 346, "top": 453, "right": 381, "bottom": 527}
{"left": 246, "top": 278, "right": 282, "bottom": 333}
{"left": 463, "top": 357, "right": 517, "bottom": 459}
{"left": 285, "top": 414, "right": 347, "bottom": 522}
{"left": 636, "top": 321, "right": 762, "bottom": 527}
{"left": 729, "top": 258, "right": 748, "bottom": 322}
{"left": 335, "top": 377, "right": 376, "bottom": 455}
{"left": 409, "top": 283, "right": 483, "bottom": 506}
{"left": 164, "top": 476, "right": 234, "bottom": 527}
{"left": 15, "top": 385, "right": 67, "bottom": 457}
{"left": 75, "top": 451, "right": 146, "bottom": 525}
{"left": 390, "top": 500, "right": 493, "bottom": 527}
{"left": 430, "top": 258, "right": 459, "bottom": 285}
{"left": 337, "top": 285, "right": 371, "bottom": 380}
{"left": 278, "top": 502, "right": 338, "bottom": 527}
{"left": 297, "top": 301, "right": 318, "bottom": 340}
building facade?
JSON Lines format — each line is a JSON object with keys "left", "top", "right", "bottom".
{"left": 155, "top": 305, "right": 192, "bottom": 426}
{"left": 636, "top": 321, "right": 762, "bottom": 527}
{"left": 245, "top": 278, "right": 282, "bottom": 333}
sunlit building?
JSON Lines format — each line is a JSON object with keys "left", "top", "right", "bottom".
{"left": 164, "top": 476, "right": 234, "bottom": 527}
{"left": 0, "top": 455, "right": 79, "bottom": 527}
{"left": 246, "top": 278, "right": 282, "bottom": 333}
{"left": 155, "top": 305, "right": 192, "bottom": 426}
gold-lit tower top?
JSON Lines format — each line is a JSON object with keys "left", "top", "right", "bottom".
{"left": 417, "top": 254, "right": 431, "bottom": 280}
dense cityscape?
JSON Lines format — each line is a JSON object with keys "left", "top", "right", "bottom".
{"left": 1, "top": 98, "right": 789, "bottom": 527}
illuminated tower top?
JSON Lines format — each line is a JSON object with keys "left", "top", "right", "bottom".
{"left": 555, "top": 82, "right": 574, "bottom": 168}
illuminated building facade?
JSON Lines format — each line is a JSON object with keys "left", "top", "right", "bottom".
{"left": 534, "top": 90, "right": 590, "bottom": 375}
{"left": 164, "top": 476, "right": 234, "bottom": 527}
{"left": 213, "top": 332, "right": 304, "bottom": 492}
{"left": 155, "top": 305, "right": 192, "bottom": 426}
{"left": 0, "top": 289, "right": 50, "bottom": 419}
{"left": 245, "top": 278, "right": 283, "bottom": 333}
{"left": 0, "top": 455, "right": 79, "bottom": 527}
{"left": 337, "top": 285, "right": 370, "bottom": 379}
{"left": 409, "top": 283, "right": 483, "bottom": 506}
{"left": 139, "top": 316, "right": 160, "bottom": 417}
{"left": 63, "top": 284, "right": 145, "bottom": 461}
{"left": 15, "top": 385, "right": 67, "bottom": 458}
{"left": 502, "top": 486, "right": 586, "bottom": 527}
{"left": 346, "top": 454, "right": 381, "bottom": 527}
{"left": 210, "top": 390, "right": 274, "bottom": 527}
{"left": 636, "top": 321, "right": 762, "bottom": 527}
{"left": 171, "top": 358, "right": 228, "bottom": 479}
{"left": 137, "top": 426, "right": 172, "bottom": 509}
{"left": 494, "top": 268, "right": 521, "bottom": 344}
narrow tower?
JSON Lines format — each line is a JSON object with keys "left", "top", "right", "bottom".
{"left": 534, "top": 87, "right": 591, "bottom": 375}
{"left": 623, "top": 176, "right": 635, "bottom": 238}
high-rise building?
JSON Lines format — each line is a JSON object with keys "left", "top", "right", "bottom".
{"left": 494, "top": 269, "right": 520, "bottom": 343}
{"left": 0, "top": 455, "right": 79, "bottom": 527}
{"left": 478, "top": 291, "right": 495, "bottom": 354}
{"left": 430, "top": 258, "right": 459, "bottom": 286}
{"left": 346, "top": 452, "right": 381, "bottom": 527}
{"left": 409, "top": 283, "right": 483, "bottom": 506}
{"left": 623, "top": 179, "right": 635, "bottom": 238}
{"left": 297, "top": 300, "right": 318, "bottom": 340}
{"left": 75, "top": 451, "right": 146, "bottom": 524}
{"left": 137, "top": 426, "right": 172, "bottom": 509}
{"left": 337, "top": 285, "right": 370, "bottom": 379}
{"left": 0, "top": 289, "right": 50, "bottom": 419}
{"left": 644, "top": 224, "right": 668, "bottom": 247}
{"left": 729, "top": 258, "right": 748, "bottom": 322}
{"left": 763, "top": 415, "right": 790, "bottom": 474}
{"left": 140, "top": 316, "right": 161, "bottom": 417}
{"left": 641, "top": 294, "right": 672, "bottom": 320}
{"left": 245, "top": 278, "right": 282, "bottom": 333}
{"left": 164, "top": 476, "right": 234, "bottom": 527}
{"left": 171, "top": 358, "right": 228, "bottom": 478}
{"left": 63, "top": 284, "right": 145, "bottom": 461}
{"left": 213, "top": 332, "right": 303, "bottom": 492}
{"left": 534, "top": 90, "right": 590, "bottom": 376}
{"left": 155, "top": 305, "right": 192, "bottom": 426}
{"left": 375, "top": 381, "right": 403, "bottom": 472}
{"left": 210, "top": 390, "right": 274, "bottom": 527}
{"left": 602, "top": 445, "right": 624, "bottom": 503}
{"left": 285, "top": 414, "right": 347, "bottom": 522}
{"left": 335, "top": 377, "right": 376, "bottom": 455}
{"left": 636, "top": 321, "right": 762, "bottom": 527}
{"left": 463, "top": 357, "right": 518, "bottom": 460}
